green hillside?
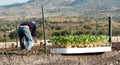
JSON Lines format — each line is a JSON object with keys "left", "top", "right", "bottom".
{"left": 0, "top": 0, "right": 120, "bottom": 20}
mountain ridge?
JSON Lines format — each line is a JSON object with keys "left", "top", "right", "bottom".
{"left": 0, "top": 0, "right": 120, "bottom": 20}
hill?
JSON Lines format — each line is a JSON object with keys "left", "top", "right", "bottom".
{"left": 0, "top": 0, "right": 120, "bottom": 20}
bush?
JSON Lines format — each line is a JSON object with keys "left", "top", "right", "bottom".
{"left": 8, "top": 30, "right": 17, "bottom": 40}
{"left": 0, "top": 32, "right": 4, "bottom": 41}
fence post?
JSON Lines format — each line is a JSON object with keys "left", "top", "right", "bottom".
{"left": 14, "top": 20, "right": 18, "bottom": 48}
{"left": 108, "top": 16, "right": 112, "bottom": 43}
{"left": 41, "top": 5, "right": 47, "bottom": 53}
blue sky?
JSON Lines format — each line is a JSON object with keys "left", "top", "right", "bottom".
{"left": 0, "top": 0, "right": 29, "bottom": 6}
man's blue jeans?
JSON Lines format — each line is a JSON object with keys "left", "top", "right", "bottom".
{"left": 18, "top": 27, "right": 33, "bottom": 50}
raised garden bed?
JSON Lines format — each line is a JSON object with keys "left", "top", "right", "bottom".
{"left": 50, "top": 35, "right": 112, "bottom": 54}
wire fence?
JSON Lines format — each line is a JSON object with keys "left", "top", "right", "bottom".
{"left": 112, "top": 36, "right": 120, "bottom": 42}
{"left": 0, "top": 36, "right": 120, "bottom": 48}
{"left": 0, "top": 40, "right": 51, "bottom": 48}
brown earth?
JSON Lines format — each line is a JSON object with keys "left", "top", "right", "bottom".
{"left": 0, "top": 42, "right": 120, "bottom": 65}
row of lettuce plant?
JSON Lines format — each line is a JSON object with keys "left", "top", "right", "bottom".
{"left": 50, "top": 35, "right": 111, "bottom": 48}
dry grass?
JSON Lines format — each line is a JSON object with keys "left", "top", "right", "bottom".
{"left": 47, "top": 17, "right": 83, "bottom": 22}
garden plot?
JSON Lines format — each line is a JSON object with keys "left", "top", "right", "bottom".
{"left": 50, "top": 35, "right": 112, "bottom": 54}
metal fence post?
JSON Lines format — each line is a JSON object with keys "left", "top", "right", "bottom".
{"left": 108, "top": 16, "right": 112, "bottom": 43}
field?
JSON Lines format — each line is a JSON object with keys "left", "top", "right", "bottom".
{"left": 0, "top": 42, "right": 119, "bottom": 65}
{"left": 0, "top": 15, "right": 120, "bottom": 65}
{"left": 0, "top": 0, "right": 120, "bottom": 65}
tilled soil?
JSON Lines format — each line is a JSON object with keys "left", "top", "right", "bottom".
{"left": 0, "top": 42, "right": 120, "bottom": 65}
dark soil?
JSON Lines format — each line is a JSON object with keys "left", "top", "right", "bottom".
{"left": 0, "top": 42, "right": 120, "bottom": 65}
